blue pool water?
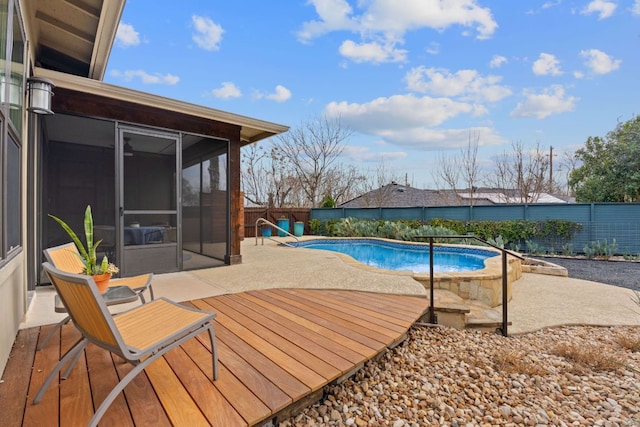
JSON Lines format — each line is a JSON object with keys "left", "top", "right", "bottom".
{"left": 292, "top": 239, "right": 495, "bottom": 273}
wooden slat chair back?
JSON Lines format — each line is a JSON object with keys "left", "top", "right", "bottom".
{"left": 44, "top": 242, "right": 155, "bottom": 303}
{"left": 35, "top": 262, "right": 219, "bottom": 427}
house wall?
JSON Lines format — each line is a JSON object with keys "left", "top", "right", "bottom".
{"left": 0, "top": 254, "right": 25, "bottom": 375}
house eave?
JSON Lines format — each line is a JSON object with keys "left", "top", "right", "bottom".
{"left": 34, "top": 67, "right": 289, "bottom": 144}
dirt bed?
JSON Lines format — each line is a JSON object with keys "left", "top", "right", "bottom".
{"left": 538, "top": 256, "right": 640, "bottom": 290}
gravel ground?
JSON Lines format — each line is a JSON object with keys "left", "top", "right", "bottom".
{"left": 280, "top": 325, "right": 640, "bottom": 426}
{"left": 538, "top": 257, "right": 640, "bottom": 290}
{"left": 280, "top": 258, "right": 640, "bottom": 426}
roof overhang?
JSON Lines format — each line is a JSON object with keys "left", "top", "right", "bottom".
{"left": 35, "top": 67, "right": 289, "bottom": 145}
{"left": 22, "top": 0, "right": 125, "bottom": 79}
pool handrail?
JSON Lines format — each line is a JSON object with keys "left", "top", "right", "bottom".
{"left": 255, "top": 218, "right": 299, "bottom": 246}
{"left": 413, "top": 234, "right": 524, "bottom": 338}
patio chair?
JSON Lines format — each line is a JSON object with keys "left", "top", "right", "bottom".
{"left": 44, "top": 242, "right": 154, "bottom": 303}
{"left": 35, "top": 262, "right": 219, "bottom": 427}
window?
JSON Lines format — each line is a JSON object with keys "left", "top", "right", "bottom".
{"left": 0, "top": 0, "right": 24, "bottom": 261}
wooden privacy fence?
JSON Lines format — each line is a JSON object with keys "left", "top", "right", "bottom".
{"left": 243, "top": 208, "right": 311, "bottom": 238}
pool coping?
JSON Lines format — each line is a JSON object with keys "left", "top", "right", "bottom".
{"left": 290, "top": 237, "right": 522, "bottom": 307}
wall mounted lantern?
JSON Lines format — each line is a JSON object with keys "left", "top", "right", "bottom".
{"left": 27, "top": 77, "right": 55, "bottom": 115}
{"left": 0, "top": 72, "right": 23, "bottom": 110}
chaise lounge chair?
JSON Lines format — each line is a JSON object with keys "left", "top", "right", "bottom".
{"left": 35, "top": 262, "right": 219, "bottom": 427}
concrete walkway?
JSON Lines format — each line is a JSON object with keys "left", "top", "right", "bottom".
{"left": 22, "top": 238, "right": 640, "bottom": 334}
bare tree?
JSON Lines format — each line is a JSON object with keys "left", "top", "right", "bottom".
{"left": 433, "top": 131, "right": 483, "bottom": 205}
{"left": 274, "top": 115, "right": 354, "bottom": 207}
{"left": 486, "top": 141, "right": 550, "bottom": 203}
{"left": 557, "top": 149, "right": 579, "bottom": 197}
{"left": 241, "top": 143, "right": 294, "bottom": 207}
{"left": 354, "top": 159, "right": 405, "bottom": 207}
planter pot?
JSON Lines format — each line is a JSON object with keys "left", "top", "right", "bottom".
{"left": 92, "top": 273, "right": 112, "bottom": 294}
{"left": 277, "top": 219, "right": 290, "bottom": 237}
{"left": 293, "top": 221, "right": 304, "bottom": 237}
{"left": 261, "top": 225, "right": 272, "bottom": 237}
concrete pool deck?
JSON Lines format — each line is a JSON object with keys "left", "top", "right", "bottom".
{"left": 22, "top": 237, "right": 640, "bottom": 334}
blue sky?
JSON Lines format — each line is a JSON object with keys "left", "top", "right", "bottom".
{"left": 105, "top": 0, "right": 640, "bottom": 188}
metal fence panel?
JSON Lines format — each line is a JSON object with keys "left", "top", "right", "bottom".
{"left": 311, "top": 203, "right": 640, "bottom": 254}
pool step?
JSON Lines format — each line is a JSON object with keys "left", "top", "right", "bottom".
{"left": 427, "top": 289, "right": 510, "bottom": 333}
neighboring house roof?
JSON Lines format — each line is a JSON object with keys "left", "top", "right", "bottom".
{"left": 340, "top": 183, "right": 572, "bottom": 208}
{"left": 23, "top": 0, "right": 125, "bottom": 79}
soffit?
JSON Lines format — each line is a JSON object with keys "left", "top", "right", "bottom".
{"left": 36, "top": 67, "right": 289, "bottom": 144}
{"left": 22, "top": 0, "right": 124, "bottom": 79}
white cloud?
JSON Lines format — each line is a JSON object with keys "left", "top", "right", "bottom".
{"left": 582, "top": 0, "right": 617, "bottom": 19}
{"left": 261, "top": 85, "right": 292, "bottom": 102}
{"left": 404, "top": 67, "right": 512, "bottom": 102}
{"left": 426, "top": 42, "right": 440, "bottom": 55}
{"left": 212, "top": 82, "right": 241, "bottom": 99}
{"left": 339, "top": 40, "right": 407, "bottom": 63}
{"left": 510, "top": 85, "right": 577, "bottom": 119}
{"left": 110, "top": 69, "right": 179, "bottom": 85}
{"left": 343, "top": 145, "right": 407, "bottom": 162}
{"left": 192, "top": 15, "right": 224, "bottom": 51}
{"left": 634, "top": 0, "right": 640, "bottom": 15}
{"left": 580, "top": 49, "right": 621, "bottom": 74}
{"left": 532, "top": 53, "right": 562, "bottom": 76}
{"left": 115, "top": 23, "right": 140, "bottom": 47}
{"left": 298, "top": 0, "right": 497, "bottom": 63}
{"left": 573, "top": 71, "right": 585, "bottom": 79}
{"left": 325, "top": 94, "right": 479, "bottom": 131}
{"left": 325, "top": 92, "right": 505, "bottom": 149}
{"left": 489, "top": 55, "right": 507, "bottom": 68}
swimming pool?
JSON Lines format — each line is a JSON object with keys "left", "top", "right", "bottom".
{"left": 292, "top": 238, "right": 495, "bottom": 273}
{"left": 291, "top": 238, "right": 522, "bottom": 307}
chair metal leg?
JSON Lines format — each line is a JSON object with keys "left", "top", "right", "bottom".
{"left": 61, "top": 341, "right": 88, "bottom": 379}
{"left": 37, "top": 316, "right": 71, "bottom": 351}
{"left": 87, "top": 326, "right": 209, "bottom": 427}
{"left": 33, "top": 338, "right": 87, "bottom": 404}
{"left": 208, "top": 325, "right": 219, "bottom": 380}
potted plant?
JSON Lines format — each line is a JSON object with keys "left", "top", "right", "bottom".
{"left": 277, "top": 215, "right": 290, "bottom": 237}
{"left": 49, "top": 205, "right": 119, "bottom": 293}
{"left": 261, "top": 224, "right": 272, "bottom": 237}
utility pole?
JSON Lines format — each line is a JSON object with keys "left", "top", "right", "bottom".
{"left": 549, "top": 146, "right": 555, "bottom": 193}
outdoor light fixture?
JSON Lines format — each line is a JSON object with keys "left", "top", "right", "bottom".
{"left": 0, "top": 72, "right": 23, "bottom": 110}
{"left": 27, "top": 76, "right": 55, "bottom": 115}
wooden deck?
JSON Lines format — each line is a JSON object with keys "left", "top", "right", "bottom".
{"left": 1, "top": 289, "right": 430, "bottom": 427}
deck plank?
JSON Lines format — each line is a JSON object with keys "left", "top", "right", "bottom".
{"left": 221, "top": 293, "right": 355, "bottom": 371}
{"left": 58, "top": 327, "right": 94, "bottom": 427}
{"left": 0, "top": 328, "right": 39, "bottom": 427}
{"left": 246, "top": 291, "right": 381, "bottom": 357}
{"left": 9, "top": 289, "right": 431, "bottom": 427}
{"left": 163, "top": 344, "right": 249, "bottom": 426}
{"left": 199, "top": 297, "right": 327, "bottom": 391}
{"left": 85, "top": 343, "right": 135, "bottom": 427}
{"left": 272, "top": 289, "right": 406, "bottom": 336}
{"left": 22, "top": 325, "right": 61, "bottom": 427}
{"left": 296, "top": 290, "right": 420, "bottom": 329}
{"left": 230, "top": 293, "right": 366, "bottom": 364}
{"left": 259, "top": 290, "right": 393, "bottom": 347}
{"left": 144, "top": 356, "right": 211, "bottom": 426}
{"left": 206, "top": 296, "right": 340, "bottom": 381}
{"left": 324, "top": 290, "right": 428, "bottom": 322}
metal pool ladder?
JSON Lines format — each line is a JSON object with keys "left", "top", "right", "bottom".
{"left": 255, "top": 218, "right": 299, "bottom": 247}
